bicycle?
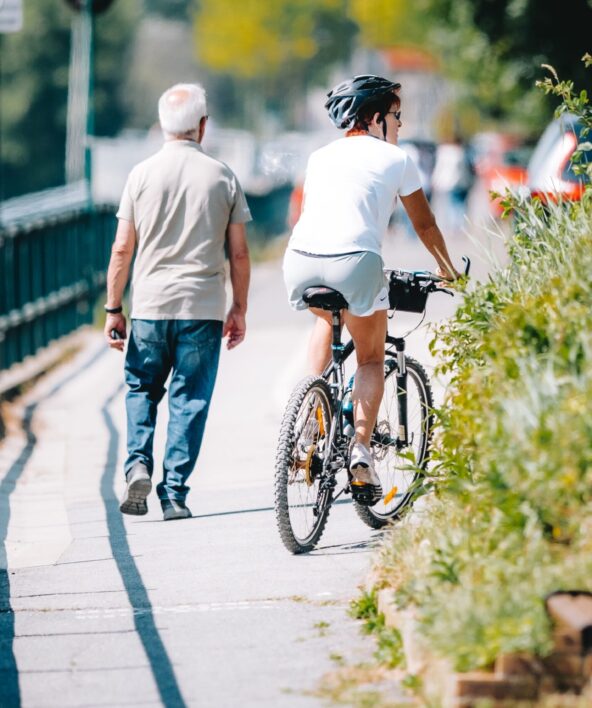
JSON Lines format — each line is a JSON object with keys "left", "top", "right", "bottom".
{"left": 274, "top": 257, "right": 470, "bottom": 554}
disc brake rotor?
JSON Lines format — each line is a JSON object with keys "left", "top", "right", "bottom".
{"left": 372, "top": 421, "right": 392, "bottom": 461}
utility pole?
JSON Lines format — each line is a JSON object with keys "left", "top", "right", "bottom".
{"left": 0, "top": 0, "right": 24, "bottom": 219}
{"left": 64, "top": 0, "right": 115, "bottom": 204}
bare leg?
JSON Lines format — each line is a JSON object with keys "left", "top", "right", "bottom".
{"left": 307, "top": 307, "right": 336, "bottom": 375}
{"left": 342, "top": 309, "right": 387, "bottom": 447}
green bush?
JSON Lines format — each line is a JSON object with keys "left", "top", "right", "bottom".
{"left": 373, "top": 60, "right": 592, "bottom": 672}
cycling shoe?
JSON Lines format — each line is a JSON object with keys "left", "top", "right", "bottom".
{"left": 349, "top": 442, "right": 382, "bottom": 506}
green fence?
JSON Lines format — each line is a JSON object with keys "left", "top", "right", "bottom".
{"left": 0, "top": 205, "right": 116, "bottom": 372}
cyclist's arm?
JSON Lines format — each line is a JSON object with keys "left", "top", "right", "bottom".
{"left": 400, "top": 188, "right": 460, "bottom": 279}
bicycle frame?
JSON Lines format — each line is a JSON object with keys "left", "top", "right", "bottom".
{"left": 319, "top": 312, "right": 412, "bottom": 496}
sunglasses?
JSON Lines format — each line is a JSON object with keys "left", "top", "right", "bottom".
{"left": 386, "top": 110, "right": 402, "bottom": 121}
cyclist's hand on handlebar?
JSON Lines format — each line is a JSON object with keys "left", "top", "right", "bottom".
{"left": 436, "top": 265, "right": 462, "bottom": 281}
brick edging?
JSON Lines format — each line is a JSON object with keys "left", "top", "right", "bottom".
{"left": 376, "top": 588, "right": 592, "bottom": 706}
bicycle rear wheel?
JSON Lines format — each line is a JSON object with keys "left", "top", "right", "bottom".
{"left": 355, "top": 356, "right": 433, "bottom": 529}
{"left": 274, "top": 376, "right": 334, "bottom": 553}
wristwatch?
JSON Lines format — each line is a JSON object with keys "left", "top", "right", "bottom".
{"left": 104, "top": 305, "right": 123, "bottom": 314}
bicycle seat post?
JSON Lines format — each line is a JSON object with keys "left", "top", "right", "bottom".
{"left": 331, "top": 308, "right": 343, "bottom": 363}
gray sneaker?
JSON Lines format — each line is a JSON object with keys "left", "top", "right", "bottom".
{"left": 119, "top": 463, "right": 152, "bottom": 516}
{"left": 349, "top": 442, "right": 382, "bottom": 505}
{"left": 161, "top": 499, "right": 192, "bottom": 521}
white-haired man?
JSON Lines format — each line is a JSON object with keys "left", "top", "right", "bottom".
{"left": 104, "top": 83, "right": 252, "bottom": 521}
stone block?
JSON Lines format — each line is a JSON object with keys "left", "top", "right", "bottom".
{"left": 449, "top": 671, "right": 539, "bottom": 701}
{"left": 495, "top": 652, "right": 543, "bottom": 678}
{"left": 546, "top": 592, "right": 592, "bottom": 655}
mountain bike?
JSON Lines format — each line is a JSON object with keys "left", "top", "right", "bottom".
{"left": 274, "top": 257, "right": 470, "bottom": 554}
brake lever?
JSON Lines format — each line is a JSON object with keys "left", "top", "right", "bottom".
{"left": 462, "top": 256, "right": 471, "bottom": 276}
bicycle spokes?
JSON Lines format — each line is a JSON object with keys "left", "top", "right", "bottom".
{"left": 283, "top": 386, "right": 332, "bottom": 545}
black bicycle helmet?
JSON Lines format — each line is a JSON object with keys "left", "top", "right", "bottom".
{"left": 324, "top": 74, "right": 401, "bottom": 130}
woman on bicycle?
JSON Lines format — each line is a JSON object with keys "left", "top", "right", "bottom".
{"left": 283, "top": 74, "right": 460, "bottom": 504}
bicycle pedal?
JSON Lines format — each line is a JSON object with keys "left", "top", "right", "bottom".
{"left": 351, "top": 482, "right": 382, "bottom": 506}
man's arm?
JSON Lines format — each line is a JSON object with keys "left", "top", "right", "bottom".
{"left": 104, "top": 218, "right": 137, "bottom": 351}
{"left": 223, "top": 222, "right": 251, "bottom": 350}
{"left": 400, "top": 189, "right": 460, "bottom": 279}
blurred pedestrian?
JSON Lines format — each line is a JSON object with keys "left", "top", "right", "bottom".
{"left": 431, "top": 136, "right": 474, "bottom": 234}
{"left": 103, "top": 83, "right": 252, "bottom": 521}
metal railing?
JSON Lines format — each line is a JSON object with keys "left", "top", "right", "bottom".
{"left": 0, "top": 204, "right": 116, "bottom": 371}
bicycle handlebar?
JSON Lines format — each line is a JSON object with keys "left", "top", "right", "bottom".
{"left": 385, "top": 256, "right": 470, "bottom": 313}
{"left": 389, "top": 256, "right": 471, "bottom": 288}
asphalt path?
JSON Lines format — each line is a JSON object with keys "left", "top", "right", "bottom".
{"left": 0, "top": 205, "right": 503, "bottom": 707}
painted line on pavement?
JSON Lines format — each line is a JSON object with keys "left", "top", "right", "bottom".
{"left": 75, "top": 599, "right": 348, "bottom": 621}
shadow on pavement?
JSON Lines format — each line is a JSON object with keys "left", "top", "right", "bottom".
{"left": 100, "top": 386, "right": 187, "bottom": 708}
{"left": 0, "top": 346, "right": 106, "bottom": 707}
{"left": 136, "top": 495, "right": 353, "bottom": 525}
{"left": 310, "top": 532, "right": 382, "bottom": 556}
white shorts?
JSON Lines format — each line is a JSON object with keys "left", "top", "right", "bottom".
{"left": 283, "top": 248, "right": 389, "bottom": 317}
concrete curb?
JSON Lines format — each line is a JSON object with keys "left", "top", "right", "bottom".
{"left": 0, "top": 328, "right": 93, "bottom": 398}
{"left": 0, "top": 327, "right": 93, "bottom": 441}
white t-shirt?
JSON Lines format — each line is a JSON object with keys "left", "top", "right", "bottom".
{"left": 289, "top": 135, "right": 422, "bottom": 256}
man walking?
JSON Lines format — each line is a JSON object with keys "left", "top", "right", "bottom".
{"left": 104, "top": 83, "right": 251, "bottom": 521}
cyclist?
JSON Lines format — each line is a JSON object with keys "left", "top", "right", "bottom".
{"left": 283, "top": 75, "right": 460, "bottom": 504}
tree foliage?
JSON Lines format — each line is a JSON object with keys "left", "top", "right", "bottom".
{"left": 194, "top": 0, "right": 592, "bottom": 133}
{"left": 144, "top": 0, "right": 191, "bottom": 21}
{"left": 0, "top": 0, "right": 139, "bottom": 200}
{"left": 348, "top": 0, "right": 423, "bottom": 49}
{"left": 424, "top": 0, "right": 592, "bottom": 128}
{"left": 195, "top": 0, "right": 353, "bottom": 79}
{"left": 193, "top": 0, "right": 358, "bottom": 128}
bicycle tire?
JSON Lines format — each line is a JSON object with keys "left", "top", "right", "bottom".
{"left": 354, "top": 356, "right": 433, "bottom": 529}
{"left": 274, "top": 375, "right": 335, "bottom": 553}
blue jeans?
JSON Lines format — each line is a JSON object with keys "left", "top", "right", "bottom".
{"left": 124, "top": 319, "right": 222, "bottom": 502}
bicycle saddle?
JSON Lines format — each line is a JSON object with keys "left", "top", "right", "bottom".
{"left": 302, "top": 287, "right": 349, "bottom": 311}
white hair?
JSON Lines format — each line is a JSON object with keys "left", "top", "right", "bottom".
{"left": 158, "top": 83, "right": 207, "bottom": 138}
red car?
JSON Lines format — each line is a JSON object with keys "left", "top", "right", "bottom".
{"left": 528, "top": 114, "right": 591, "bottom": 202}
{"left": 483, "top": 147, "right": 532, "bottom": 216}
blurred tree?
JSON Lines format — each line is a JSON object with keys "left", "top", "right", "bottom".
{"left": 425, "top": 0, "right": 592, "bottom": 130}
{"left": 144, "top": 0, "right": 191, "bottom": 21}
{"left": 348, "top": 0, "right": 426, "bottom": 48}
{"left": 0, "top": 0, "right": 139, "bottom": 199}
{"left": 193, "top": 0, "right": 357, "bottom": 128}
{"left": 93, "top": 2, "right": 141, "bottom": 136}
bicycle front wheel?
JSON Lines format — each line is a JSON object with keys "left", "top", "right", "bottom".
{"left": 355, "top": 356, "right": 433, "bottom": 529}
{"left": 274, "top": 376, "right": 334, "bottom": 554}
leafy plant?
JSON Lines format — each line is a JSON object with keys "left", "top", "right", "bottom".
{"left": 349, "top": 591, "right": 406, "bottom": 669}
{"left": 369, "top": 58, "right": 592, "bottom": 673}
{"left": 537, "top": 54, "right": 592, "bottom": 180}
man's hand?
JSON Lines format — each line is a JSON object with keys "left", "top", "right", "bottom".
{"left": 223, "top": 305, "right": 246, "bottom": 350}
{"left": 105, "top": 313, "right": 127, "bottom": 352}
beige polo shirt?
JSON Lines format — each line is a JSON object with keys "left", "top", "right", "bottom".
{"left": 117, "top": 140, "right": 252, "bottom": 321}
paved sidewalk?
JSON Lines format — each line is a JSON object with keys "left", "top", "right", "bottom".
{"left": 0, "top": 226, "right": 488, "bottom": 706}
{"left": 0, "top": 265, "right": 384, "bottom": 708}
